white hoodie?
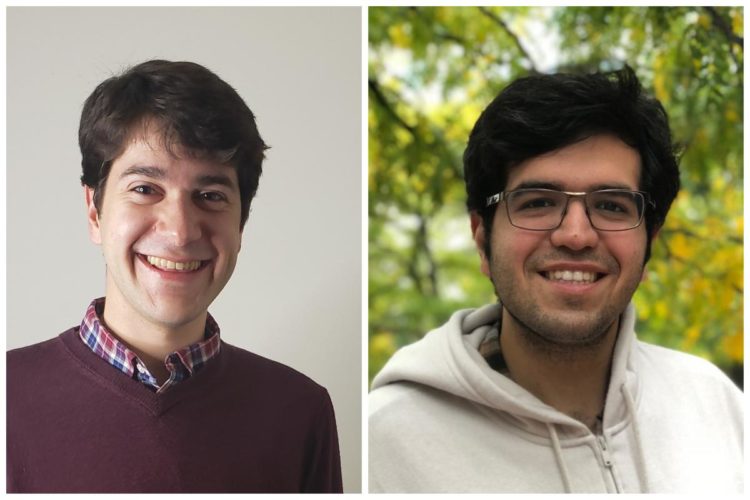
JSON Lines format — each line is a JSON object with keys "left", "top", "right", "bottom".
{"left": 369, "top": 303, "right": 743, "bottom": 493}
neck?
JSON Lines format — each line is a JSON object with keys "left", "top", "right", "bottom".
{"left": 499, "top": 309, "right": 619, "bottom": 431}
{"left": 101, "top": 296, "right": 207, "bottom": 385}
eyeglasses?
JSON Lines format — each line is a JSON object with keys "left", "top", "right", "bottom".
{"left": 485, "top": 188, "right": 654, "bottom": 231}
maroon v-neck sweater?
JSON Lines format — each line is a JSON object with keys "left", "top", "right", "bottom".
{"left": 7, "top": 328, "right": 342, "bottom": 493}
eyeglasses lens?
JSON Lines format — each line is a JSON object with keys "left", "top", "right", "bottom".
{"left": 506, "top": 190, "right": 645, "bottom": 231}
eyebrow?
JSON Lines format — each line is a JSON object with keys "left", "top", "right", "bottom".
{"left": 120, "top": 165, "right": 165, "bottom": 180}
{"left": 119, "top": 165, "right": 237, "bottom": 189}
{"left": 196, "top": 174, "right": 236, "bottom": 189}
{"left": 510, "top": 180, "right": 636, "bottom": 191}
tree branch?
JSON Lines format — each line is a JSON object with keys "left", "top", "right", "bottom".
{"left": 704, "top": 7, "right": 743, "bottom": 50}
{"left": 408, "top": 7, "right": 493, "bottom": 61}
{"left": 408, "top": 6, "right": 537, "bottom": 74}
{"left": 405, "top": 214, "right": 440, "bottom": 297}
{"left": 416, "top": 215, "right": 439, "bottom": 296}
{"left": 368, "top": 78, "right": 417, "bottom": 137}
{"left": 478, "top": 6, "right": 539, "bottom": 73}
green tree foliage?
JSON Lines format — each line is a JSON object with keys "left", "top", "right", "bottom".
{"left": 369, "top": 6, "right": 743, "bottom": 385}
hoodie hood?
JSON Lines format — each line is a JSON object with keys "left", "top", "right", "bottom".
{"left": 372, "top": 302, "right": 642, "bottom": 440}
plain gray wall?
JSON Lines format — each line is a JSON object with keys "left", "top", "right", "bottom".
{"left": 6, "top": 7, "right": 362, "bottom": 492}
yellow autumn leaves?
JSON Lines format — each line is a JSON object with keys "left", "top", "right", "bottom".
{"left": 635, "top": 172, "right": 743, "bottom": 364}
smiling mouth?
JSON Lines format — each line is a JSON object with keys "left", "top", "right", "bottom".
{"left": 139, "top": 254, "right": 208, "bottom": 272}
{"left": 543, "top": 270, "right": 602, "bottom": 284}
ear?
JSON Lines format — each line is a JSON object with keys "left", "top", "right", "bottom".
{"left": 84, "top": 186, "right": 102, "bottom": 245}
{"left": 470, "top": 211, "right": 491, "bottom": 278}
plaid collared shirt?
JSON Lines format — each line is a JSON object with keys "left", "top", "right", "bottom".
{"left": 78, "top": 298, "right": 221, "bottom": 393}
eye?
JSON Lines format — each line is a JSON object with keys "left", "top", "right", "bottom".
{"left": 198, "top": 191, "right": 228, "bottom": 203}
{"left": 511, "top": 192, "right": 560, "bottom": 211}
{"left": 132, "top": 185, "right": 156, "bottom": 195}
{"left": 591, "top": 192, "right": 637, "bottom": 216}
{"left": 521, "top": 197, "right": 556, "bottom": 209}
{"left": 596, "top": 200, "right": 627, "bottom": 213}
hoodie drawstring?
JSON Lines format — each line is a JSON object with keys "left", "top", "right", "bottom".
{"left": 547, "top": 385, "right": 648, "bottom": 494}
{"left": 622, "top": 384, "right": 650, "bottom": 492}
{"left": 547, "top": 423, "right": 573, "bottom": 493}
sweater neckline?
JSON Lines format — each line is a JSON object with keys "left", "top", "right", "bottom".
{"left": 78, "top": 297, "right": 223, "bottom": 394}
{"left": 59, "top": 327, "right": 229, "bottom": 416}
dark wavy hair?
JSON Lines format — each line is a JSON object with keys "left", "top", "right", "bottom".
{"left": 463, "top": 65, "right": 680, "bottom": 263}
{"left": 79, "top": 59, "right": 268, "bottom": 229}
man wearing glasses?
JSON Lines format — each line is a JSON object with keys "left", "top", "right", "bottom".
{"left": 368, "top": 67, "right": 742, "bottom": 493}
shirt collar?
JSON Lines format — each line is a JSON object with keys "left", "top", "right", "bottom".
{"left": 78, "top": 297, "right": 221, "bottom": 392}
{"left": 478, "top": 319, "right": 508, "bottom": 374}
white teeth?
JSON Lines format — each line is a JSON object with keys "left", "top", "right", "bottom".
{"left": 546, "top": 270, "right": 597, "bottom": 283}
{"left": 145, "top": 255, "right": 202, "bottom": 272}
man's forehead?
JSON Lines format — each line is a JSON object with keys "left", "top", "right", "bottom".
{"left": 505, "top": 135, "right": 642, "bottom": 190}
{"left": 124, "top": 123, "right": 205, "bottom": 161}
{"left": 113, "top": 119, "right": 236, "bottom": 176}
{"left": 114, "top": 141, "right": 239, "bottom": 189}
{"left": 118, "top": 163, "right": 235, "bottom": 185}
{"left": 123, "top": 116, "right": 234, "bottom": 162}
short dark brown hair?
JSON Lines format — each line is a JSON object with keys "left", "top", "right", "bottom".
{"left": 79, "top": 59, "right": 268, "bottom": 228}
{"left": 463, "top": 65, "right": 680, "bottom": 263}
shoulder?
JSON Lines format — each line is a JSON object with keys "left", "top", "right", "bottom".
{"left": 369, "top": 382, "right": 431, "bottom": 462}
{"left": 7, "top": 329, "right": 74, "bottom": 372}
{"left": 7, "top": 329, "right": 86, "bottom": 408}
{"left": 369, "top": 381, "right": 463, "bottom": 439}
{"left": 369, "top": 383, "right": 416, "bottom": 436}
{"left": 369, "top": 380, "right": 420, "bottom": 417}
{"left": 636, "top": 340, "right": 735, "bottom": 382}
{"left": 220, "top": 342, "right": 331, "bottom": 405}
{"left": 635, "top": 340, "right": 743, "bottom": 403}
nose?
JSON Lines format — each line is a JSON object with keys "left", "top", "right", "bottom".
{"left": 549, "top": 198, "right": 599, "bottom": 251}
{"left": 155, "top": 195, "right": 202, "bottom": 246}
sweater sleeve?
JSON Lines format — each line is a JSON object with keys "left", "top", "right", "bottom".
{"left": 302, "top": 389, "right": 343, "bottom": 493}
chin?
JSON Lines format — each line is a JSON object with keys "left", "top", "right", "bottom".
{"left": 537, "top": 324, "right": 610, "bottom": 347}
{"left": 146, "top": 303, "right": 206, "bottom": 329}
{"left": 509, "top": 307, "right": 616, "bottom": 349}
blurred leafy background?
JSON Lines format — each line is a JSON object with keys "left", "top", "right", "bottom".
{"left": 369, "top": 6, "right": 743, "bottom": 387}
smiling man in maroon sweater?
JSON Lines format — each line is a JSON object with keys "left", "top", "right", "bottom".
{"left": 7, "top": 60, "right": 342, "bottom": 493}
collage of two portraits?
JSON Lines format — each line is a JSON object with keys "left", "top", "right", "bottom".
{"left": 6, "top": 5, "right": 744, "bottom": 494}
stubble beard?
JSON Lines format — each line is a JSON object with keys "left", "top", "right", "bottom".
{"left": 490, "top": 256, "right": 641, "bottom": 359}
{"left": 499, "top": 297, "right": 618, "bottom": 358}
